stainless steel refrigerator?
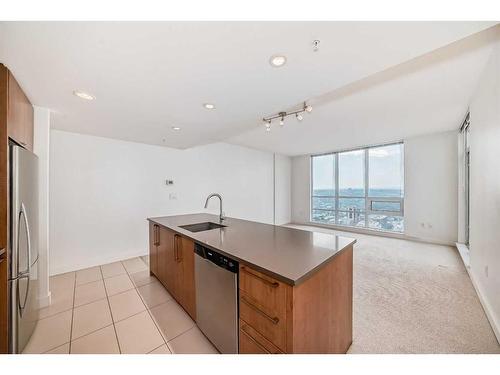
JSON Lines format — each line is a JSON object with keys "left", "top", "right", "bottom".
{"left": 8, "top": 143, "right": 39, "bottom": 354}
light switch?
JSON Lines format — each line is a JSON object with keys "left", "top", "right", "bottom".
{"left": 169, "top": 193, "right": 177, "bottom": 200}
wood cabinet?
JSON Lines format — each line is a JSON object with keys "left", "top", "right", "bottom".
{"left": 239, "top": 265, "right": 290, "bottom": 352}
{"left": 149, "top": 223, "right": 159, "bottom": 276}
{"left": 158, "top": 226, "right": 176, "bottom": 295}
{"left": 0, "top": 64, "right": 34, "bottom": 353}
{"left": 148, "top": 219, "right": 353, "bottom": 354}
{"left": 5, "top": 69, "right": 33, "bottom": 151}
{"left": 239, "top": 319, "right": 283, "bottom": 354}
{"left": 148, "top": 222, "right": 196, "bottom": 320}
{"left": 238, "top": 245, "right": 353, "bottom": 354}
{"left": 176, "top": 236, "right": 196, "bottom": 319}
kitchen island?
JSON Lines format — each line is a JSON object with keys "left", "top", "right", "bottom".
{"left": 148, "top": 213, "right": 355, "bottom": 354}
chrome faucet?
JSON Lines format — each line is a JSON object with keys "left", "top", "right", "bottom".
{"left": 204, "top": 193, "right": 225, "bottom": 222}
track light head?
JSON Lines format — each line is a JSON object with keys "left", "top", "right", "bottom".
{"left": 296, "top": 113, "right": 303, "bottom": 121}
{"left": 305, "top": 105, "right": 313, "bottom": 113}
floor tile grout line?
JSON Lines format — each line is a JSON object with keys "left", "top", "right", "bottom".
{"left": 147, "top": 342, "right": 171, "bottom": 354}
{"left": 121, "top": 257, "right": 149, "bottom": 276}
{"left": 45, "top": 257, "right": 150, "bottom": 354}
{"left": 37, "top": 306, "right": 74, "bottom": 322}
{"left": 75, "top": 269, "right": 134, "bottom": 288}
{"left": 131, "top": 256, "right": 171, "bottom": 348}
{"left": 73, "top": 295, "right": 108, "bottom": 310}
{"left": 42, "top": 341, "right": 71, "bottom": 354}
{"left": 107, "top": 285, "right": 138, "bottom": 299}
{"left": 99, "top": 266, "right": 123, "bottom": 354}
{"left": 165, "top": 324, "right": 197, "bottom": 345}
{"left": 143, "top": 303, "right": 168, "bottom": 348}
{"left": 70, "top": 323, "right": 115, "bottom": 345}
{"left": 132, "top": 257, "right": 184, "bottom": 346}
{"left": 139, "top": 282, "right": 169, "bottom": 348}
{"left": 68, "top": 273, "right": 77, "bottom": 354}
{"left": 137, "top": 292, "right": 174, "bottom": 311}
{"left": 112, "top": 306, "right": 148, "bottom": 324}
{"left": 75, "top": 277, "right": 102, "bottom": 287}
{"left": 117, "top": 256, "right": 168, "bottom": 353}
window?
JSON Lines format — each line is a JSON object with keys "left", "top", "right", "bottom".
{"left": 311, "top": 143, "right": 404, "bottom": 232}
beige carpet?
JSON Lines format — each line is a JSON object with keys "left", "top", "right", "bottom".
{"left": 286, "top": 224, "right": 500, "bottom": 354}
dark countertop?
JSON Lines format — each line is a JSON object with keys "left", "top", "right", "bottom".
{"left": 148, "top": 213, "right": 356, "bottom": 286}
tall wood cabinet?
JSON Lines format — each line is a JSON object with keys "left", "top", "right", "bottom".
{"left": 0, "top": 64, "right": 34, "bottom": 353}
{"left": 148, "top": 222, "right": 196, "bottom": 320}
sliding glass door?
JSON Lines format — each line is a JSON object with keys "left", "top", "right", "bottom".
{"left": 311, "top": 142, "right": 404, "bottom": 233}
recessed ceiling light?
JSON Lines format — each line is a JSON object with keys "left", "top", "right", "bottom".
{"left": 171, "top": 126, "right": 181, "bottom": 131}
{"left": 73, "top": 90, "right": 95, "bottom": 100}
{"left": 269, "top": 55, "right": 287, "bottom": 68}
{"left": 203, "top": 103, "right": 216, "bottom": 110}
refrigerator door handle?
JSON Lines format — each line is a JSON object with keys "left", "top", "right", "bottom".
{"left": 17, "top": 203, "right": 31, "bottom": 315}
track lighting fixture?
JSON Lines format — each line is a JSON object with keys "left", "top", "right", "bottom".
{"left": 262, "top": 102, "right": 312, "bottom": 131}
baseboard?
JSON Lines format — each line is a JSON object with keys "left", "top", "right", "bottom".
{"left": 467, "top": 270, "right": 500, "bottom": 344}
{"left": 455, "top": 242, "right": 470, "bottom": 268}
{"left": 290, "top": 221, "right": 455, "bottom": 246}
{"left": 49, "top": 249, "right": 149, "bottom": 276}
{"left": 454, "top": 243, "right": 500, "bottom": 344}
{"left": 37, "top": 291, "right": 51, "bottom": 308}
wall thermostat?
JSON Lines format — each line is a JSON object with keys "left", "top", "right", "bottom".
{"left": 165, "top": 180, "right": 174, "bottom": 185}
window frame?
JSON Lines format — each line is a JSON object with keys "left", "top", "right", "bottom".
{"left": 310, "top": 141, "right": 404, "bottom": 232}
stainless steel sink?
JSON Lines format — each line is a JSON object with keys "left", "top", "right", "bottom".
{"left": 179, "top": 222, "right": 227, "bottom": 233}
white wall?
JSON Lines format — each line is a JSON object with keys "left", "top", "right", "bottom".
{"left": 291, "top": 155, "right": 310, "bottom": 224}
{"left": 468, "top": 36, "right": 500, "bottom": 340}
{"left": 404, "top": 131, "right": 458, "bottom": 244}
{"left": 290, "top": 132, "right": 459, "bottom": 245}
{"left": 49, "top": 130, "right": 287, "bottom": 274}
{"left": 33, "top": 107, "right": 51, "bottom": 307}
{"left": 273, "top": 154, "right": 291, "bottom": 225}
{"left": 457, "top": 130, "right": 467, "bottom": 245}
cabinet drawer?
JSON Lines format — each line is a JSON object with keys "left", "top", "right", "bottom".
{"left": 239, "top": 320, "right": 283, "bottom": 354}
{"left": 239, "top": 290, "right": 286, "bottom": 351}
{"left": 239, "top": 265, "right": 287, "bottom": 316}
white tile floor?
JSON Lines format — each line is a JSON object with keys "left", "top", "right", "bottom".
{"left": 23, "top": 257, "right": 218, "bottom": 354}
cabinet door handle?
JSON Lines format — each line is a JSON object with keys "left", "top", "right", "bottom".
{"left": 154, "top": 225, "right": 160, "bottom": 246}
{"left": 174, "top": 234, "right": 182, "bottom": 263}
{"left": 240, "top": 324, "right": 270, "bottom": 354}
{"left": 241, "top": 266, "right": 279, "bottom": 288}
{"left": 173, "top": 234, "right": 182, "bottom": 262}
{"left": 173, "top": 235, "right": 177, "bottom": 261}
{"left": 241, "top": 296, "right": 279, "bottom": 325}
{"left": 176, "top": 235, "right": 182, "bottom": 263}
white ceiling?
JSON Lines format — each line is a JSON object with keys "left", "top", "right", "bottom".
{"left": 0, "top": 21, "right": 497, "bottom": 155}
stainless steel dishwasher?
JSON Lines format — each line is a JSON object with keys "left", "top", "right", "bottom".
{"left": 194, "top": 243, "right": 238, "bottom": 354}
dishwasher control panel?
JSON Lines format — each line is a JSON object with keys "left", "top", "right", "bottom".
{"left": 194, "top": 243, "right": 238, "bottom": 273}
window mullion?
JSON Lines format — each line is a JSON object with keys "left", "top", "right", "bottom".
{"left": 335, "top": 152, "right": 339, "bottom": 224}
{"left": 364, "top": 148, "right": 369, "bottom": 228}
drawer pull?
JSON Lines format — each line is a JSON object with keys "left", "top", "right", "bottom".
{"left": 240, "top": 325, "right": 270, "bottom": 354}
{"left": 241, "top": 266, "right": 279, "bottom": 288}
{"left": 241, "top": 296, "right": 279, "bottom": 325}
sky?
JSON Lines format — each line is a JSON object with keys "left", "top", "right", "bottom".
{"left": 312, "top": 144, "right": 404, "bottom": 190}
